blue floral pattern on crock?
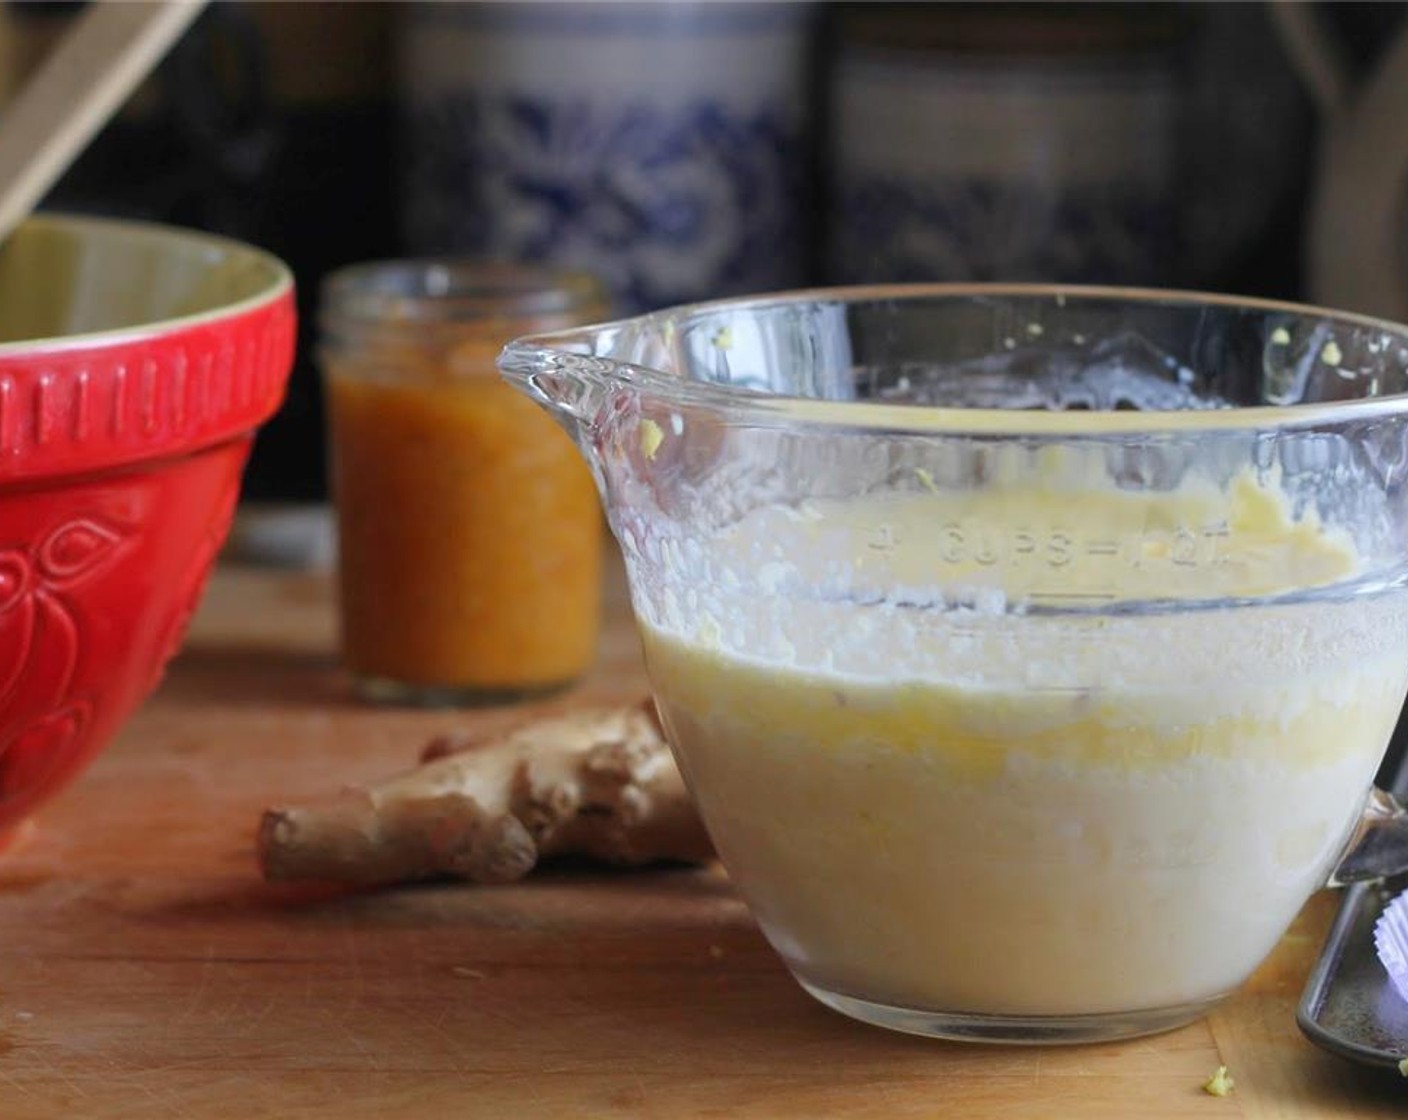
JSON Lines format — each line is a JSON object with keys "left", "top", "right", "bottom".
{"left": 403, "top": 95, "right": 806, "bottom": 312}
{"left": 832, "top": 176, "right": 1174, "bottom": 286}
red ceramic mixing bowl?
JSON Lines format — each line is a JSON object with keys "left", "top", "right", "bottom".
{"left": 0, "top": 213, "right": 295, "bottom": 845}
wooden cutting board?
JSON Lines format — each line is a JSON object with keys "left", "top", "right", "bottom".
{"left": 0, "top": 559, "right": 1403, "bottom": 1118}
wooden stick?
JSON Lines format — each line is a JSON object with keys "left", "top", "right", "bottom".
{"left": 0, "top": 0, "right": 207, "bottom": 242}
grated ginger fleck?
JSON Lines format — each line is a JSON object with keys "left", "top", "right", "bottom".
{"left": 1203, "top": 1066, "right": 1235, "bottom": 1097}
{"left": 639, "top": 418, "right": 664, "bottom": 460}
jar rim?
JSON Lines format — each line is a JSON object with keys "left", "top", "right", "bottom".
{"left": 321, "top": 258, "right": 609, "bottom": 327}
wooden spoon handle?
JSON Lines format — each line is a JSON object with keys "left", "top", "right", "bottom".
{"left": 0, "top": 0, "right": 207, "bottom": 243}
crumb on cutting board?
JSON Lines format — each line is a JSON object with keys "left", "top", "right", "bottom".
{"left": 1202, "top": 1065, "right": 1235, "bottom": 1097}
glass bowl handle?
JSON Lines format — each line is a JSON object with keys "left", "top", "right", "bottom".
{"left": 1328, "top": 788, "right": 1408, "bottom": 887}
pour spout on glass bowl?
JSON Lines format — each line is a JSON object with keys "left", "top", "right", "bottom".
{"left": 498, "top": 331, "right": 632, "bottom": 501}
{"left": 498, "top": 327, "right": 627, "bottom": 443}
{"left": 498, "top": 313, "right": 718, "bottom": 503}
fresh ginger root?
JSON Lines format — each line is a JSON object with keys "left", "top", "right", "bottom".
{"left": 257, "top": 700, "right": 713, "bottom": 888}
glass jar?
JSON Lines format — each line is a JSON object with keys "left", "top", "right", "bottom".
{"left": 319, "top": 261, "right": 609, "bottom": 705}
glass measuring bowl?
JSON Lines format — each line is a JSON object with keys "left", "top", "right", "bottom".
{"left": 500, "top": 286, "right": 1408, "bottom": 1043}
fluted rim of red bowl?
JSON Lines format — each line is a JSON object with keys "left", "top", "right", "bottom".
{"left": 0, "top": 213, "right": 297, "bottom": 484}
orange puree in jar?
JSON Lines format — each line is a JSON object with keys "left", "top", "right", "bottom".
{"left": 320, "top": 263, "right": 608, "bottom": 702}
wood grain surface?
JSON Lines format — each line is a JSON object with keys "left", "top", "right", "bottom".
{"left": 0, "top": 558, "right": 1404, "bottom": 1118}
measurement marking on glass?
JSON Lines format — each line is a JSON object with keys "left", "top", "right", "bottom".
{"left": 1084, "top": 541, "right": 1120, "bottom": 557}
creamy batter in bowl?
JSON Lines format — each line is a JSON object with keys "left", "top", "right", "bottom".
{"left": 502, "top": 286, "right": 1408, "bottom": 1042}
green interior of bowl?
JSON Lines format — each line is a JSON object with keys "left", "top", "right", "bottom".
{"left": 0, "top": 213, "right": 289, "bottom": 346}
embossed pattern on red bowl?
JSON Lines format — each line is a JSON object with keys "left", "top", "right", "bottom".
{"left": 0, "top": 214, "right": 295, "bottom": 840}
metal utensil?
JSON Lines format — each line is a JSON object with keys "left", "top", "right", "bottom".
{"left": 1298, "top": 734, "right": 1408, "bottom": 1068}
